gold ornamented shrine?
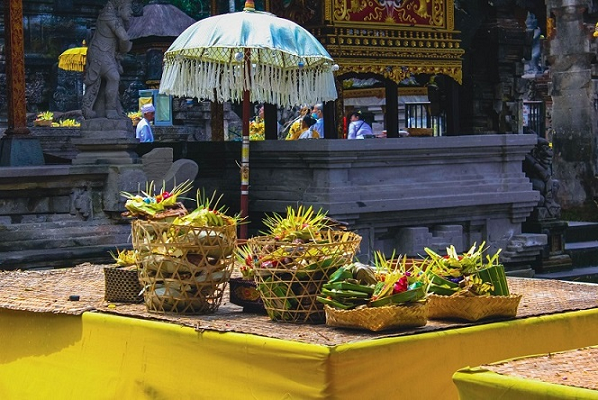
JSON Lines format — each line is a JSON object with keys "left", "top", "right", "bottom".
{"left": 314, "top": 0, "right": 463, "bottom": 84}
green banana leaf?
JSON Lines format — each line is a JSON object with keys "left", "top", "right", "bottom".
{"left": 321, "top": 288, "right": 370, "bottom": 299}
{"left": 474, "top": 264, "right": 510, "bottom": 296}
{"left": 324, "top": 281, "right": 375, "bottom": 294}
{"left": 370, "top": 286, "right": 425, "bottom": 307}
{"left": 317, "top": 296, "right": 354, "bottom": 309}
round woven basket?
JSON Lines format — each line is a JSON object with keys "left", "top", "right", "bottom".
{"left": 427, "top": 293, "right": 522, "bottom": 322}
{"left": 324, "top": 302, "right": 428, "bottom": 332}
{"left": 103, "top": 266, "right": 143, "bottom": 303}
{"left": 132, "top": 219, "right": 236, "bottom": 314}
{"left": 248, "top": 231, "right": 361, "bottom": 323}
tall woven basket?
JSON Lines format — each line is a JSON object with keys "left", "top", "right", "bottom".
{"left": 132, "top": 219, "right": 236, "bottom": 314}
{"left": 248, "top": 231, "right": 361, "bottom": 323}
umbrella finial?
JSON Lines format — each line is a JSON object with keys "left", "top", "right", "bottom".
{"left": 243, "top": 1, "right": 255, "bottom": 11}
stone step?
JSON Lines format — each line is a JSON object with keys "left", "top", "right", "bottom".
{"left": 534, "top": 265, "right": 598, "bottom": 284}
{"left": 0, "top": 226, "right": 131, "bottom": 252}
{"left": 0, "top": 233, "right": 131, "bottom": 253}
{"left": 564, "top": 221, "right": 598, "bottom": 243}
{"left": 0, "top": 244, "right": 131, "bottom": 271}
{"left": 564, "top": 240, "right": 598, "bottom": 269}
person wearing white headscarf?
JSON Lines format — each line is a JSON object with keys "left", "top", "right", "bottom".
{"left": 347, "top": 111, "right": 373, "bottom": 139}
{"left": 136, "top": 103, "right": 155, "bottom": 142}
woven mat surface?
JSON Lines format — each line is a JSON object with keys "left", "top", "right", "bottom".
{"left": 484, "top": 346, "right": 598, "bottom": 391}
{"left": 0, "top": 263, "right": 596, "bottom": 346}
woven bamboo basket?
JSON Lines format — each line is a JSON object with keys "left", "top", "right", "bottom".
{"left": 132, "top": 219, "right": 236, "bottom": 314}
{"left": 103, "top": 266, "right": 143, "bottom": 303}
{"left": 427, "top": 293, "right": 522, "bottom": 322}
{"left": 248, "top": 231, "right": 361, "bottom": 323}
{"left": 324, "top": 302, "right": 428, "bottom": 332}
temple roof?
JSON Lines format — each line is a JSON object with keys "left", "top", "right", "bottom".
{"left": 127, "top": 2, "right": 195, "bottom": 40}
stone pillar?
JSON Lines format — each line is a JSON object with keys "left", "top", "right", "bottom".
{"left": 0, "top": 1, "right": 44, "bottom": 166}
{"left": 546, "top": 0, "right": 597, "bottom": 207}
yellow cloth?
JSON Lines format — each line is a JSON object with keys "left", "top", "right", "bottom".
{"left": 453, "top": 367, "right": 598, "bottom": 399}
{"left": 249, "top": 118, "right": 265, "bottom": 141}
{"left": 1, "top": 308, "right": 598, "bottom": 399}
{"left": 285, "top": 119, "right": 305, "bottom": 140}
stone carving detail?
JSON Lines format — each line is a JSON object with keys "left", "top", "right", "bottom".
{"left": 25, "top": 72, "right": 46, "bottom": 113}
{"left": 121, "top": 78, "right": 145, "bottom": 113}
{"left": 523, "top": 137, "right": 561, "bottom": 219}
{"left": 82, "top": 0, "right": 132, "bottom": 120}
{"left": 70, "top": 188, "right": 92, "bottom": 220}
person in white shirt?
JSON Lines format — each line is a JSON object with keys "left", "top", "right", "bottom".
{"left": 136, "top": 103, "right": 155, "bottom": 142}
{"left": 298, "top": 115, "right": 318, "bottom": 139}
{"left": 347, "top": 111, "right": 373, "bottom": 139}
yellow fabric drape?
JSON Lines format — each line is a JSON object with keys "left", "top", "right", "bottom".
{"left": 1, "top": 308, "right": 598, "bottom": 399}
{"left": 453, "top": 367, "right": 598, "bottom": 400}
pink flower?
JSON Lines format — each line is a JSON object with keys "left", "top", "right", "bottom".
{"left": 393, "top": 276, "right": 409, "bottom": 293}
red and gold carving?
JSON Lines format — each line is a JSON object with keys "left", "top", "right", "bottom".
{"left": 332, "top": 0, "right": 449, "bottom": 29}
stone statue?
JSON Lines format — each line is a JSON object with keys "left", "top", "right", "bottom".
{"left": 523, "top": 12, "right": 543, "bottom": 77}
{"left": 82, "top": 0, "right": 132, "bottom": 119}
{"left": 523, "top": 136, "right": 561, "bottom": 219}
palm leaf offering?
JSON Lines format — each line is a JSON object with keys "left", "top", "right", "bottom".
{"left": 317, "top": 252, "right": 429, "bottom": 310}
{"left": 173, "top": 189, "right": 242, "bottom": 228}
{"left": 121, "top": 180, "right": 194, "bottom": 220}
{"left": 424, "top": 242, "right": 510, "bottom": 296}
{"left": 109, "top": 248, "right": 139, "bottom": 268}
{"left": 249, "top": 205, "right": 362, "bottom": 323}
{"left": 261, "top": 205, "right": 329, "bottom": 242}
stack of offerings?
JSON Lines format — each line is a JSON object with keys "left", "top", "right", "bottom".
{"left": 124, "top": 185, "right": 239, "bottom": 314}
{"left": 247, "top": 206, "right": 361, "bottom": 323}
{"left": 424, "top": 243, "right": 522, "bottom": 321}
{"left": 320, "top": 252, "right": 430, "bottom": 332}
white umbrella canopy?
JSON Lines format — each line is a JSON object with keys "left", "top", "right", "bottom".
{"left": 159, "top": 1, "right": 338, "bottom": 238}
{"left": 159, "top": 4, "right": 337, "bottom": 107}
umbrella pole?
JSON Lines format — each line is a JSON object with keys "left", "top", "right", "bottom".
{"left": 240, "top": 49, "right": 251, "bottom": 239}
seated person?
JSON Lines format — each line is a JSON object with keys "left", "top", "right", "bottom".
{"left": 298, "top": 116, "right": 318, "bottom": 139}
{"left": 285, "top": 106, "right": 310, "bottom": 140}
{"left": 347, "top": 111, "right": 373, "bottom": 139}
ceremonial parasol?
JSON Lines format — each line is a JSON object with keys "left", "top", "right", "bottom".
{"left": 159, "top": 0, "right": 338, "bottom": 238}
{"left": 58, "top": 45, "right": 88, "bottom": 72}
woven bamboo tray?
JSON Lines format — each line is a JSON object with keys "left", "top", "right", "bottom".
{"left": 428, "top": 293, "right": 522, "bottom": 322}
{"left": 132, "top": 220, "right": 236, "bottom": 315}
{"left": 248, "top": 231, "right": 361, "bottom": 323}
{"left": 103, "top": 266, "right": 143, "bottom": 303}
{"left": 325, "top": 302, "right": 428, "bottom": 332}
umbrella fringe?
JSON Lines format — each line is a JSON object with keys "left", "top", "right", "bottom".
{"left": 161, "top": 60, "right": 337, "bottom": 108}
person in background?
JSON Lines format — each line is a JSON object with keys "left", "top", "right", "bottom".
{"left": 136, "top": 103, "right": 155, "bottom": 142}
{"left": 347, "top": 111, "right": 373, "bottom": 139}
{"left": 285, "top": 106, "right": 310, "bottom": 140}
{"left": 310, "top": 103, "right": 324, "bottom": 138}
{"left": 298, "top": 115, "right": 318, "bottom": 139}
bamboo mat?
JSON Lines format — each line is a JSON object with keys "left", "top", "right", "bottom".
{"left": 483, "top": 346, "right": 598, "bottom": 391}
{"left": 0, "top": 263, "right": 596, "bottom": 346}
